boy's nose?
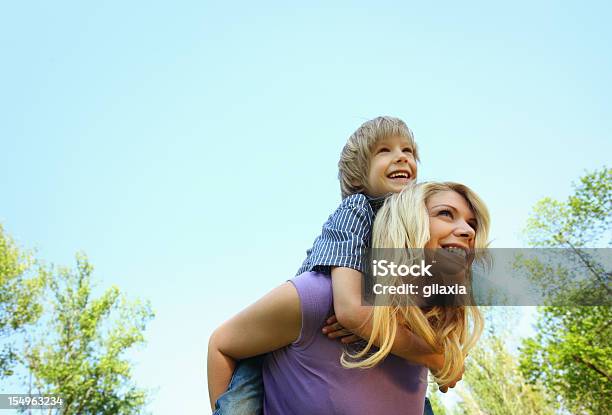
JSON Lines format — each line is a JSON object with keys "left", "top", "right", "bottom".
{"left": 394, "top": 149, "right": 409, "bottom": 163}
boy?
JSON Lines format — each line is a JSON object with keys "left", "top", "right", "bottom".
{"left": 213, "top": 116, "right": 447, "bottom": 415}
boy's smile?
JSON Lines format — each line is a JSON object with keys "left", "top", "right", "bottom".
{"left": 366, "top": 135, "right": 417, "bottom": 197}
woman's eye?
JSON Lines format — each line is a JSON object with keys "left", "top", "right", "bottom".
{"left": 438, "top": 210, "right": 453, "bottom": 218}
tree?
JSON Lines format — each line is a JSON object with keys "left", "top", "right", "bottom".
{"left": 0, "top": 224, "right": 45, "bottom": 377}
{"left": 454, "top": 334, "right": 557, "bottom": 415}
{"left": 22, "top": 254, "right": 155, "bottom": 414}
{"left": 520, "top": 307, "right": 611, "bottom": 414}
{"left": 450, "top": 308, "right": 558, "bottom": 415}
{"left": 518, "top": 167, "right": 611, "bottom": 414}
{"left": 524, "top": 167, "right": 611, "bottom": 248}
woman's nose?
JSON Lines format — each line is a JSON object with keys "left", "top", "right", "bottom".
{"left": 455, "top": 223, "right": 476, "bottom": 239}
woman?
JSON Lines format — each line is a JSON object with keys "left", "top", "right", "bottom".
{"left": 208, "top": 182, "right": 490, "bottom": 414}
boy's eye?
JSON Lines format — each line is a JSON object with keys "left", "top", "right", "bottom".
{"left": 402, "top": 147, "right": 413, "bottom": 154}
{"left": 377, "top": 147, "right": 390, "bottom": 153}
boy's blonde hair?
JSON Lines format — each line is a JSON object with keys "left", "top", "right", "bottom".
{"left": 338, "top": 116, "right": 419, "bottom": 198}
{"left": 341, "top": 182, "right": 490, "bottom": 386}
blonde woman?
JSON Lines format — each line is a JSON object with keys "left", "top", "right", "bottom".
{"left": 208, "top": 182, "right": 490, "bottom": 414}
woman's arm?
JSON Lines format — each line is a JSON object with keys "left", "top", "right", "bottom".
{"left": 207, "top": 282, "right": 302, "bottom": 410}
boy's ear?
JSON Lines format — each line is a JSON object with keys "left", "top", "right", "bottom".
{"left": 355, "top": 181, "right": 369, "bottom": 193}
{"left": 351, "top": 173, "right": 367, "bottom": 188}
{"left": 350, "top": 178, "right": 362, "bottom": 189}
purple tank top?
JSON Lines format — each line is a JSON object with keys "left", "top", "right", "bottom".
{"left": 262, "top": 272, "right": 428, "bottom": 415}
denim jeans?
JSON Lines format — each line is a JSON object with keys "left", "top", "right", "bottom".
{"left": 213, "top": 356, "right": 264, "bottom": 415}
{"left": 423, "top": 396, "right": 435, "bottom": 415}
{"left": 213, "top": 355, "right": 435, "bottom": 414}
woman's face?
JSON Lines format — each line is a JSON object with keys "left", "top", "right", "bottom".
{"left": 425, "top": 190, "right": 477, "bottom": 257}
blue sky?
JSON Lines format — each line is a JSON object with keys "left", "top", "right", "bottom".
{"left": 1, "top": 1, "right": 610, "bottom": 413}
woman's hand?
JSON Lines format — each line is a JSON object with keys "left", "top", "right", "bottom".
{"left": 322, "top": 314, "right": 361, "bottom": 344}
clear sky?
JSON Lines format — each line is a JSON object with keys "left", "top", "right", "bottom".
{"left": 1, "top": 1, "right": 610, "bottom": 413}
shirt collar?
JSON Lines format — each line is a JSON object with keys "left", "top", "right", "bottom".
{"left": 364, "top": 193, "right": 390, "bottom": 213}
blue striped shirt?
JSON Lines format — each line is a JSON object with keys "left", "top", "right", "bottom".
{"left": 296, "top": 193, "right": 387, "bottom": 276}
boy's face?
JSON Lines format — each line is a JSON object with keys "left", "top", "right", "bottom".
{"left": 365, "top": 135, "right": 417, "bottom": 197}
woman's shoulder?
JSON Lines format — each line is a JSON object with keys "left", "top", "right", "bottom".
{"left": 289, "top": 272, "right": 333, "bottom": 348}
{"left": 291, "top": 272, "right": 333, "bottom": 306}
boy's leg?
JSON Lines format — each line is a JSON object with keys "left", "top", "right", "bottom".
{"left": 423, "top": 397, "right": 435, "bottom": 415}
{"left": 213, "top": 356, "right": 264, "bottom": 415}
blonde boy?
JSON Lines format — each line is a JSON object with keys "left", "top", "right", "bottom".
{"left": 297, "top": 117, "right": 441, "bottom": 370}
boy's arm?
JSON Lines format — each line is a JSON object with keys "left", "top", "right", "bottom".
{"left": 331, "top": 266, "right": 444, "bottom": 371}
{"left": 207, "top": 282, "right": 301, "bottom": 410}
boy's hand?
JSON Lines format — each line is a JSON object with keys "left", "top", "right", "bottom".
{"left": 322, "top": 315, "right": 361, "bottom": 344}
{"left": 438, "top": 377, "right": 460, "bottom": 393}
{"left": 436, "top": 363, "right": 465, "bottom": 393}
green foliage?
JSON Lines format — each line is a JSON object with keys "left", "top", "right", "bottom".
{"left": 23, "top": 253, "right": 154, "bottom": 415}
{"left": 524, "top": 167, "right": 611, "bottom": 247}
{"left": 520, "top": 306, "right": 611, "bottom": 414}
{"left": 0, "top": 225, "right": 46, "bottom": 377}
{"left": 518, "top": 166, "right": 612, "bottom": 414}
{"left": 514, "top": 249, "right": 610, "bottom": 306}
{"left": 455, "top": 334, "right": 557, "bottom": 415}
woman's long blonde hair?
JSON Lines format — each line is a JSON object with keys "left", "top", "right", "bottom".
{"left": 341, "top": 182, "right": 490, "bottom": 385}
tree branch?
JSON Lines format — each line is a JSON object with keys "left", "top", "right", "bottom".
{"left": 565, "top": 241, "right": 612, "bottom": 296}
{"left": 572, "top": 354, "right": 612, "bottom": 383}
